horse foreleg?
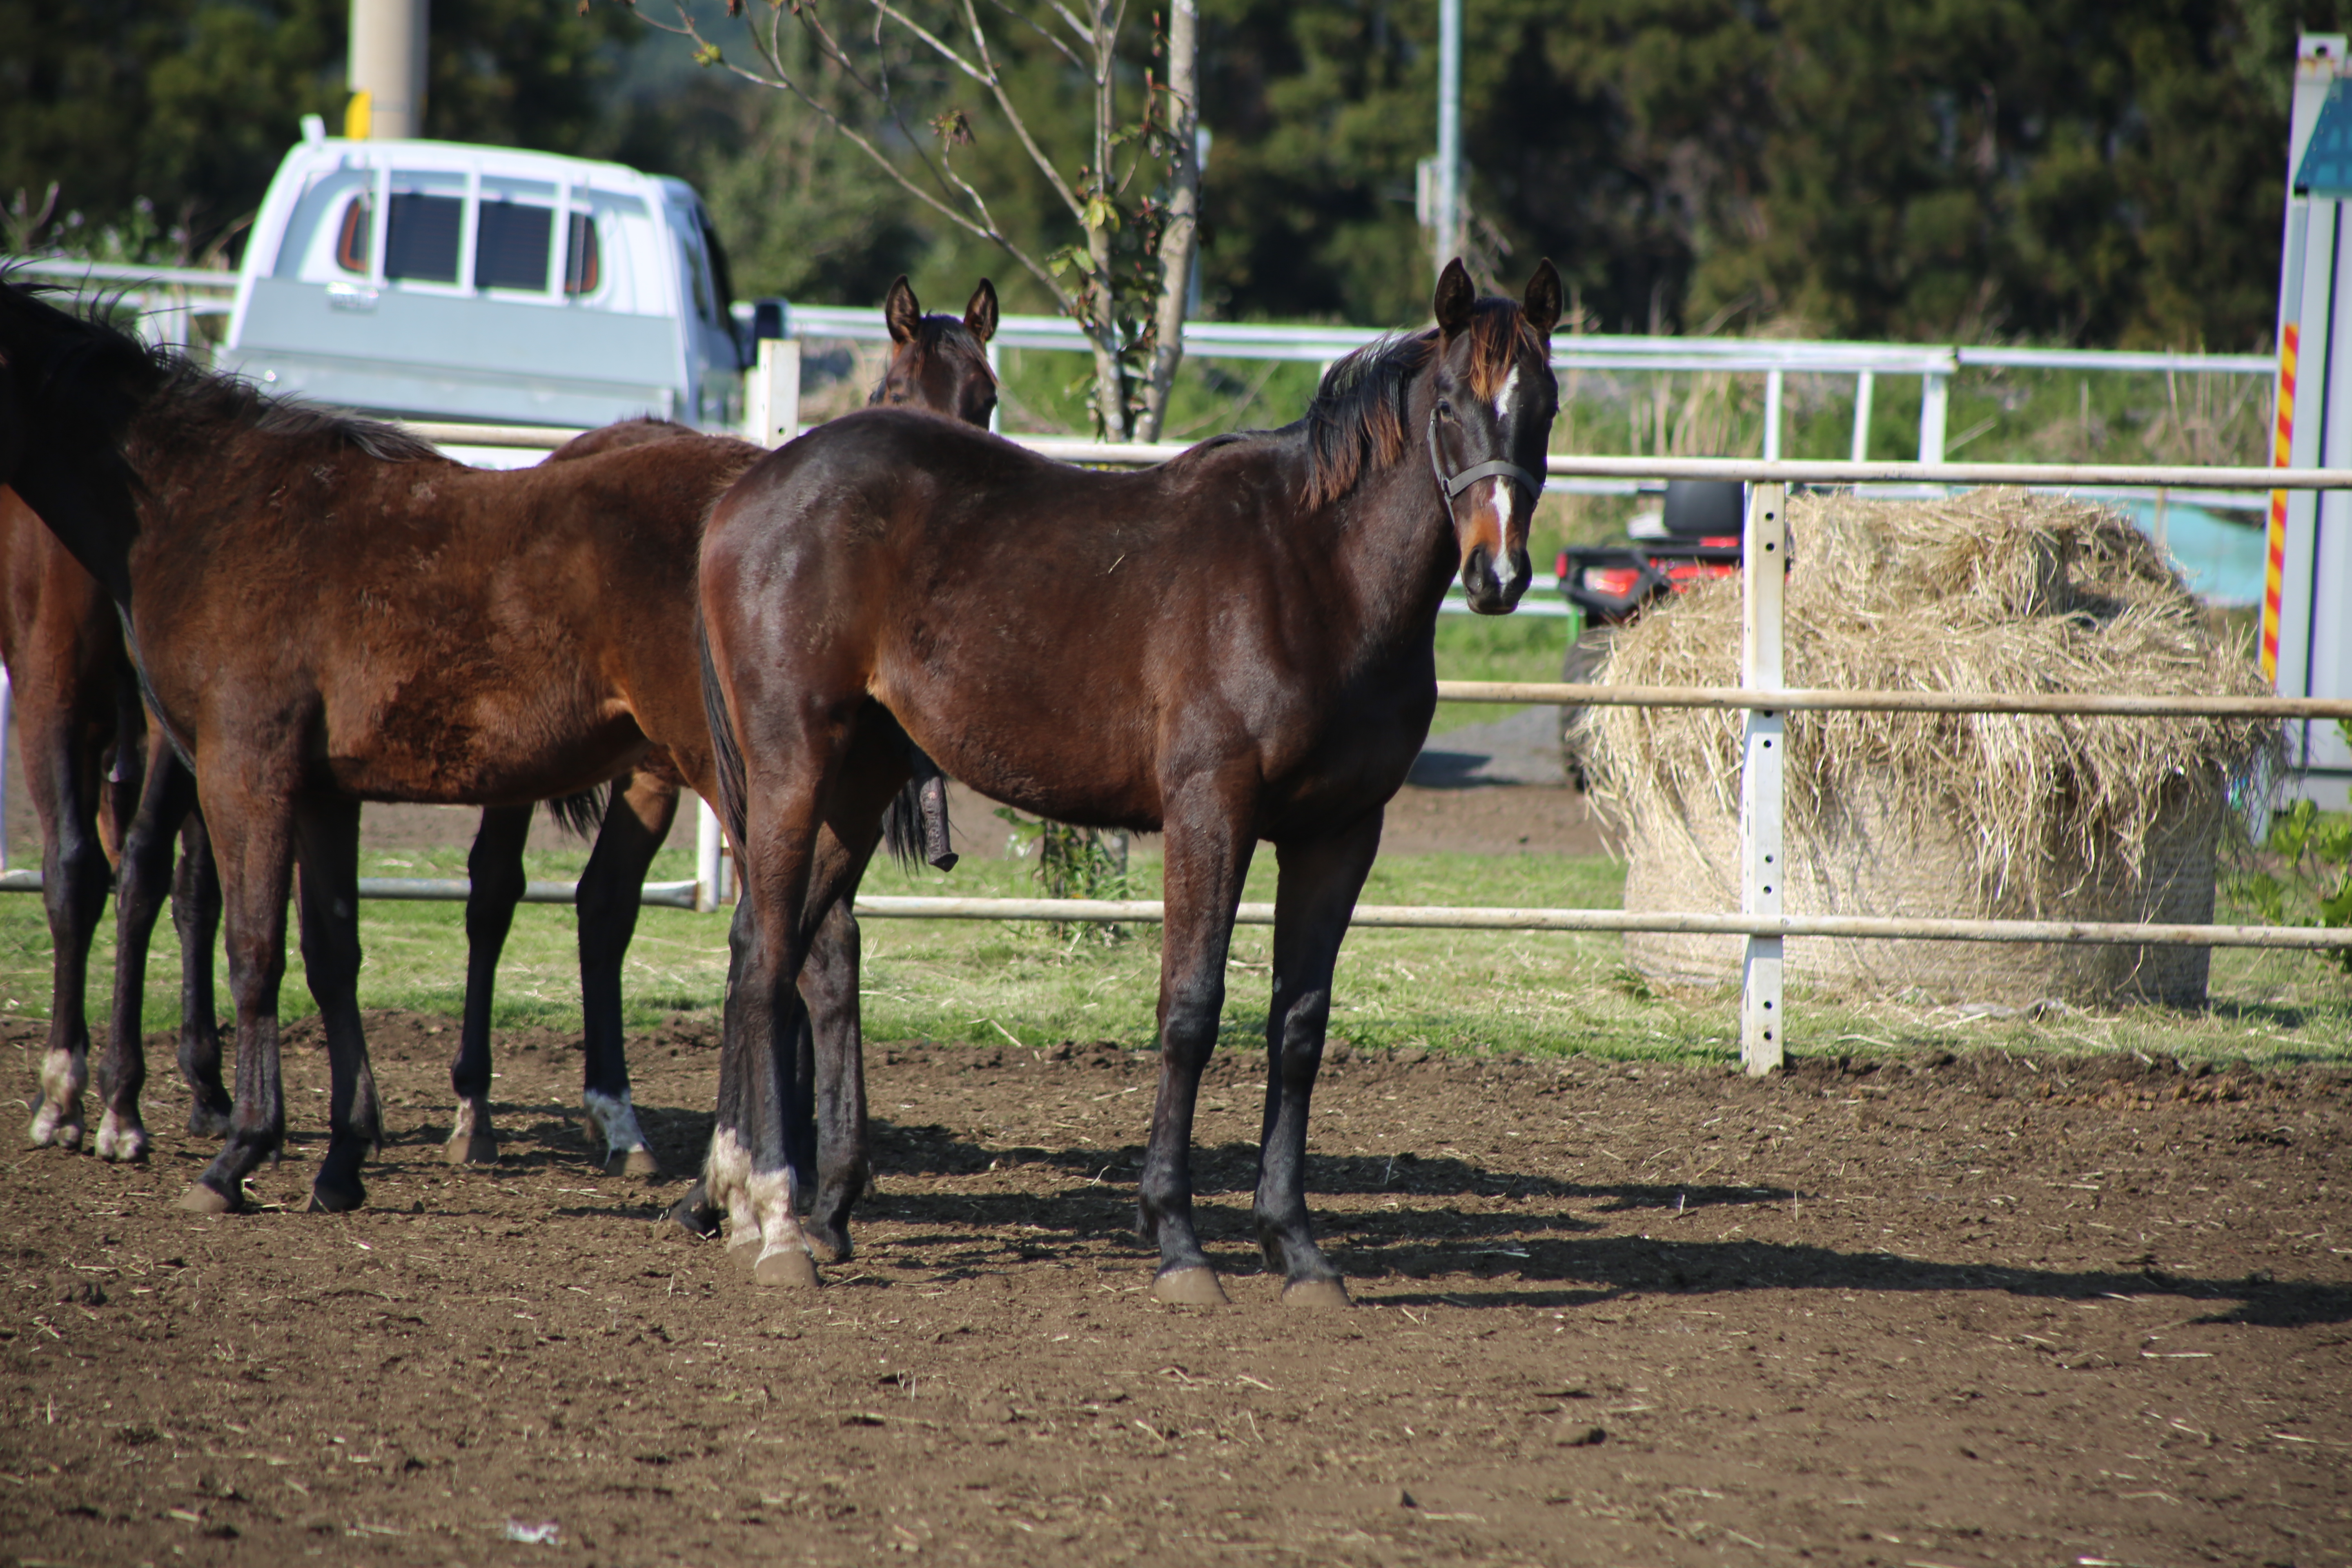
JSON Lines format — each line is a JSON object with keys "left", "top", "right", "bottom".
{"left": 798, "top": 896, "right": 869, "bottom": 1263}
{"left": 447, "top": 805, "right": 530, "bottom": 1164}
{"left": 1137, "top": 785, "right": 1257, "bottom": 1306}
{"left": 179, "top": 769, "right": 296, "bottom": 1214}
{"left": 172, "top": 801, "right": 229, "bottom": 1138}
{"left": 575, "top": 773, "right": 677, "bottom": 1178}
{"left": 292, "top": 794, "right": 378, "bottom": 1212}
{"left": 94, "top": 738, "right": 200, "bottom": 1160}
{"left": 1255, "top": 811, "right": 1385, "bottom": 1308}
{"left": 25, "top": 716, "right": 108, "bottom": 1152}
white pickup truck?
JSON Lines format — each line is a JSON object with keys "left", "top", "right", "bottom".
{"left": 218, "top": 127, "right": 749, "bottom": 437}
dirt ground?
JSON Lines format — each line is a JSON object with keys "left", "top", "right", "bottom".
{"left": 3, "top": 1014, "right": 2347, "bottom": 1566}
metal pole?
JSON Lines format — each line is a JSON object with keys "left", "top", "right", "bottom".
{"left": 1434, "top": 0, "right": 1461, "bottom": 278}
{"left": 1762, "top": 369, "right": 1784, "bottom": 461}
{"left": 1918, "top": 371, "right": 1950, "bottom": 463}
{"left": 1850, "top": 370, "right": 1874, "bottom": 463}
{"left": 347, "top": 0, "right": 429, "bottom": 140}
{"left": 1740, "top": 483, "right": 1787, "bottom": 1076}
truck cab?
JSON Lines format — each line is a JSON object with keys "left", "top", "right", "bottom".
{"left": 220, "top": 133, "right": 744, "bottom": 432}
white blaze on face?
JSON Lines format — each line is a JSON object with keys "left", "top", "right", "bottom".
{"left": 1493, "top": 363, "right": 1521, "bottom": 428}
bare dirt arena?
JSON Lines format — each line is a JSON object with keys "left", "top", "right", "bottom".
{"left": 3, "top": 1011, "right": 2348, "bottom": 1567}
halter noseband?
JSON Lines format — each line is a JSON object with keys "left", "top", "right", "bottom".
{"left": 1426, "top": 412, "right": 1545, "bottom": 508}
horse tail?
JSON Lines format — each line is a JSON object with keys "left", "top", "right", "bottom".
{"left": 541, "top": 783, "right": 610, "bottom": 840}
{"left": 697, "top": 619, "right": 749, "bottom": 849}
{"left": 880, "top": 776, "right": 927, "bottom": 873}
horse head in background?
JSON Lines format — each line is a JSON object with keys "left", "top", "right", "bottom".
{"left": 874, "top": 275, "right": 999, "bottom": 429}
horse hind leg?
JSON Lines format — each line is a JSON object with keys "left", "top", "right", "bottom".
{"left": 292, "top": 795, "right": 379, "bottom": 1212}
{"left": 710, "top": 713, "right": 900, "bottom": 1289}
{"left": 171, "top": 801, "right": 231, "bottom": 1138}
{"left": 575, "top": 772, "right": 676, "bottom": 1179}
{"left": 447, "top": 805, "right": 530, "bottom": 1165}
{"left": 797, "top": 895, "right": 869, "bottom": 1264}
{"left": 94, "top": 739, "right": 200, "bottom": 1161}
{"left": 26, "top": 733, "right": 109, "bottom": 1152}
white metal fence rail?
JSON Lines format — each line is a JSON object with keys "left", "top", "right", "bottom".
{"left": 7, "top": 254, "right": 2276, "bottom": 466}
{"left": 3, "top": 339, "right": 2339, "bottom": 1067}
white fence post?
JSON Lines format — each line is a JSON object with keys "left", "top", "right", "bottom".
{"left": 1850, "top": 370, "right": 1874, "bottom": 462}
{"left": 1762, "top": 369, "right": 1784, "bottom": 460}
{"left": 1740, "top": 483, "right": 1788, "bottom": 1075}
{"left": 745, "top": 336, "right": 802, "bottom": 448}
{"left": 1918, "top": 371, "right": 1950, "bottom": 464}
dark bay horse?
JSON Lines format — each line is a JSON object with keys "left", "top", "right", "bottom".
{"left": 0, "top": 276, "right": 983, "bottom": 1234}
{"left": 695, "top": 259, "right": 1561, "bottom": 1298}
{"left": 4, "top": 489, "right": 227, "bottom": 1156}
{"left": 437, "top": 274, "right": 996, "bottom": 1180}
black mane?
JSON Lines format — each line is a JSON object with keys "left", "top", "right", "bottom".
{"left": 1299, "top": 330, "right": 1436, "bottom": 507}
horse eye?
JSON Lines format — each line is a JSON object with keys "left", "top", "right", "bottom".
{"left": 1435, "top": 399, "right": 1454, "bottom": 419}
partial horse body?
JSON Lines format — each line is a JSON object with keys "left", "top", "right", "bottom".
{"left": 436, "top": 276, "right": 996, "bottom": 1199}
{"left": 0, "top": 273, "right": 995, "bottom": 1253}
{"left": 4, "top": 487, "right": 227, "bottom": 1157}
{"left": 694, "top": 260, "right": 1562, "bottom": 1299}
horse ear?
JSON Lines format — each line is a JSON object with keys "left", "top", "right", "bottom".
{"left": 1522, "top": 258, "right": 1563, "bottom": 339}
{"left": 1433, "top": 259, "right": 1475, "bottom": 334}
{"left": 884, "top": 276, "right": 920, "bottom": 345}
{"left": 964, "top": 278, "right": 998, "bottom": 345}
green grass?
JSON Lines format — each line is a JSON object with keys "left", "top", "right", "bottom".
{"left": 5, "top": 840, "right": 2348, "bottom": 1075}
{"left": 1428, "top": 612, "right": 1575, "bottom": 735}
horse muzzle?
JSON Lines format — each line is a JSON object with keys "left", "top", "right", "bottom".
{"left": 1458, "top": 543, "right": 1530, "bottom": 615}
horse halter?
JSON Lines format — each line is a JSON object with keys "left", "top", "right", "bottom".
{"left": 1426, "top": 409, "right": 1545, "bottom": 509}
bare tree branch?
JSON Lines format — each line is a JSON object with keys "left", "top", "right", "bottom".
{"left": 1138, "top": 0, "right": 1200, "bottom": 443}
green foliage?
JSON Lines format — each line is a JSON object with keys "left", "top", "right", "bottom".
{"left": 1196, "top": 0, "right": 2307, "bottom": 348}
{"left": 0, "top": 0, "right": 633, "bottom": 259}
{"left": 993, "top": 808, "right": 1131, "bottom": 942}
{"left": 2232, "top": 790, "right": 2352, "bottom": 977}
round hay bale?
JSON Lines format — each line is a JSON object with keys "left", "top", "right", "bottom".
{"left": 1576, "top": 489, "right": 2276, "bottom": 1008}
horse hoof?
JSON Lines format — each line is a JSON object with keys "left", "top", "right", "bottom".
{"left": 1281, "top": 1276, "right": 1352, "bottom": 1310}
{"left": 605, "top": 1147, "right": 661, "bottom": 1180}
{"left": 94, "top": 1118, "right": 148, "bottom": 1164}
{"left": 176, "top": 1181, "right": 239, "bottom": 1215}
{"left": 805, "top": 1226, "right": 852, "bottom": 1266}
{"left": 445, "top": 1131, "right": 498, "bottom": 1165}
{"left": 186, "top": 1105, "right": 232, "bottom": 1141}
{"left": 27, "top": 1109, "right": 83, "bottom": 1151}
{"left": 751, "top": 1246, "right": 820, "bottom": 1289}
{"left": 307, "top": 1180, "right": 365, "bottom": 1214}
{"left": 1151, "top": 1267, "right": 1229, "bottom": 1307}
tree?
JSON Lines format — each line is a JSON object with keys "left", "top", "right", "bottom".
{"left": 0, "top": 0, "right": 633, "bottom": 262}
{"left": 615, "top": 0, "right": 1200, "bottom": 440}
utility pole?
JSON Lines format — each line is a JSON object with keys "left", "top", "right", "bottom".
{"left": 347, "top": 0, "right": 429, "bottom": 140}
{"left": 1433, "top": 0, "right": 1462, "bottom": 278}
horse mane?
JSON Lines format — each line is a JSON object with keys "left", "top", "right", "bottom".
{"left": 1298, "top": 301, "right": 1545, "bottom": 508}
{"left": 1, "top": 274, "right": 436, "bottom": 463}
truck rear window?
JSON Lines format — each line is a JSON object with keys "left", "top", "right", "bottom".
{"left": 475, "top": 200, "right": 551, "bottom": 291}
{"left": 384, "top": 193, "right": 462, "bottom": 284}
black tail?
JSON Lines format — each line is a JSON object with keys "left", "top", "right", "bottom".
{"left": 697, "top": 620, "right": 749, "bottom": 849}
{"left": 882, "top": 776, "right": 927, "bottom": 872}
{"left": 541, "top": 782, "right": 611, "bottom": 839}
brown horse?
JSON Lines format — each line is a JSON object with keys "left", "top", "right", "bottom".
{"left": 0, "top": 274, "right": 990, "bottom": 1239}
{"left": 695, "top": 258, "right": 1561, "bottom": 1298}
{"left": 438, "top": 275, "right": 997, "bottom": 1188}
